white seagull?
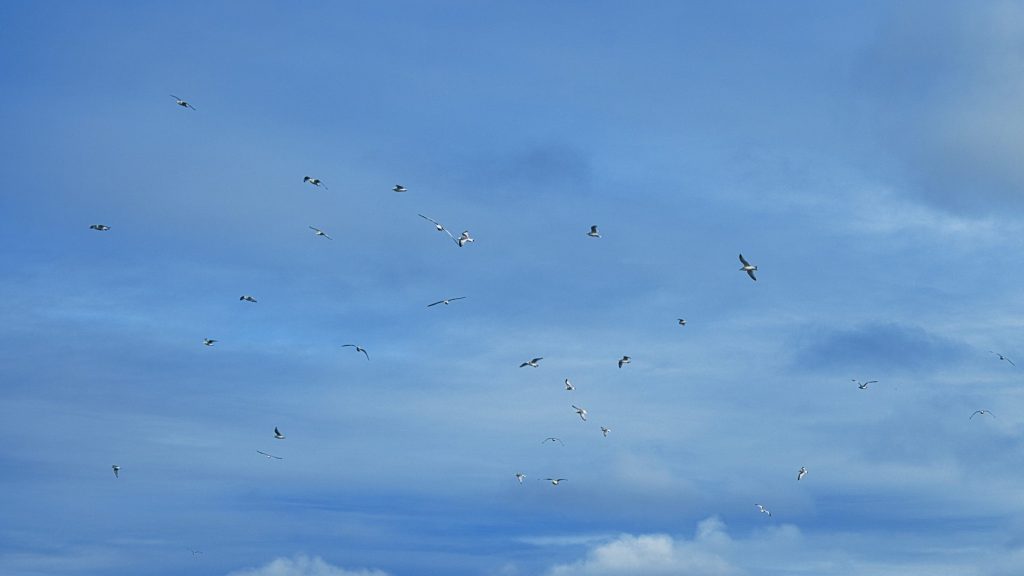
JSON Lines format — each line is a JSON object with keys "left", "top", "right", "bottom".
{"left": 678, "top": 318, "right": 687, "bottom": 326}
{"left": 427, "top": 296, "right": 467, "bottom": 307}
{"left": 239, "top": 295, "right": 257, "bottom": 303}
{"left": 203, "top": 338, "right": 217, "bottom": 347}
{"left": 274, "top": 427, "right": 286, "bottom": 439}
{"left": 739, "top": 254, "right": 758, "bottom": 281}
{"left": 797, "top": 466, "right": 807, "bottom": 481}
{"left": 89, "top": 224, "right": 111, "bottom": 231}
{"left": 342, "top": 344, "right": 369, "bottom": 360}
{"left": 393, "top": 184, "right": 407, "bottom": 192}
{"left": 515, "top": 472, "right": 526, "bottom": 484}
{"left": 418, "top": 214, "right": 454, "bottom": 236}
{"left": 970, "top": 410, "right": 995, "bottom": 420}
{"left": 257, "top": 450, "right": 283, "bottom": 459}
{"left": 564, "top": 378, "right": 575, "bottom": 391}
{"left": 600, "top": 426, "right": 611, "bottom": 437}
{"left": 111, "top": 465, "right": 120, "bottom": 478}
{"left": 456, "top": 230, "right": 474, "bottom": 247}
{"left": 545, "top": 478, "right": 567, "bottom": 485}
{"left": 853, "top": 379, "right": 878, "bottom": 390}
{"left": 587, "top": 225, "right": 601, "bottom": 238}
{"left": 618, "top": 355, "right": 631, "bottom": 368}
{"left": 308, "top": 225, "right": 332, "bottom": 239}
{"left": 520, "top": 357, "right": 543, "bottom": 368}
{"left": 990, "top": 351, "right": 1016, "bottom": 367}
{"left": 572, "top": 405, "right": 588, "bottom": 421}
{"left": 303, "top": 176, "right": 327, "bottom": 189}
{"left": 756, "top": 504, "right": 772, "bottom": 517}
{"left": 170, "top": 94, "right": 196, "bottom": 110}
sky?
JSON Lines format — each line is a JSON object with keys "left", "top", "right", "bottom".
{"left": 2, "top": 1, "right": 1024, "bottom": 575}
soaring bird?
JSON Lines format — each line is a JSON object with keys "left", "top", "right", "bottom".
{"left": 542, "top": 437, "right": 564, "bottom": 446}
{"left": 170, "top": 94, "right": 196, "bottom": 110}
{"left": 203, "top": 338, "right": 217, "bottom": 347}
{"left": 303, "top": 176, "right": 327, "bottom": 189}
{"left": 678, "top": 318, "right": 687, "bottom": 326}
{"left": 970, "top": 410, "right": 995, "bottom": 420}
{"left": 274, "top": 427, "right": 285, "bottom": 439}
{"left": 739, "top": 254, "right": 758, "bottom": 281}
{"left": 587, "top": 225, "right": 601, "bottom": 238}
{"left": 111, "top": 465, "right": 120, "bottom": 479}
{"left": 427, "top": 296, "right": 466, "bottom": 307}
{"left": 456, "top": 230, "right": 474, "bottom": 247}
{"left": 515, "top": 472, "right": 526, "bottom": 484}
{"left": 564, "top": 378, "right": 575, "bottom": 391}
{"left": 853, "top": 379, "right": 878, "bottom": 390}
{"left": 239, "top": 295, "right": 257, "bottom": 303}
{"left": 756, "top": 504, "right": 771, "bottom": 517}
{"left": 990, "top": 351, "right": 1016, "bottom": 367}
{"left": 393, "top": 184, "right": 407, "bottom": 192}
{"left": 342, "top": 344, "right": 369, "bottom": 360}
{"left": 545, "top": 478, "right": 567, "bottom": 485}
{"left": 89, "top": 224, "right": 111, "bottom": 231}
{"left": 418, "top": 214, "right": 454, "bottom": 236}
{"left": 572, "top": 405, "right": 588, "bottom": 421}
{"left": 618, "top": 356, "right": 631, "bottom": 368}
{"left": 520, "top": 357, "right": 543, "bottom": 368}
{"left": 308, "top": 225, "right": 332, "bottom": 239}
{"left": 600, "top": 426, "right": 611, "bottom": 437}
{"left": 257, "top": 450, "right": 283, "bottom": 459}
{"left": 797, "top": 466, "right": 807, "bottom": 481}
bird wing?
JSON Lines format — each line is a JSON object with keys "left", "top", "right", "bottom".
{"left": 450, "top": 296, "right": 467, "bottom": 302}
{"left": 590, "top": 225, "right": 599, "bottom": 233}
{"left": 739, "top": 254, "right": 751, "bottom": 266}
{"left": 970, "top": 411, "right": 982, "bottom": 419}
{"left": 418, "top": 214, "right": 443, "bottom": 227}
{"left": 1008, "top": 358, "right": 1017, "bottom": 366}
{"left": 427, "top": 300, "right": 443, "bottom": 307}
{"left": 746, "top": 269, "right": 757, "bottom": 281}
{"left": 359, "top": 348, "right": 369, "bottom": 360}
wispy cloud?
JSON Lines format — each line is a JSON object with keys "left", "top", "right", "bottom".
{"left": 226, "top": 555, "right": 389, "bottom": 576}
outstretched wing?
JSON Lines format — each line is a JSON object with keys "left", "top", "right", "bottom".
{"left": 739, "top": 254, "right": 751, "bottom": 266}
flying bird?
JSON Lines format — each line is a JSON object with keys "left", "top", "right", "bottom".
{"left": 257, "top": 450, "right": 283, "bottom": 459}
{"left": 544, "top": 478, "right": 567, "bottom": 485}
{"left": 393, "top": 184, "right": 407, "bottom": 192}
{"left": 239, "top": 295, "right": 257, "bottom": 303}
{"left": 303, "top": 176, "right": 327, "bottom": 189}
{"left": 853, "top": 379, "right": 878, "bottom": 390}
{"left": 515, "top": 472, "right": 526, "bottom": 484}
{"left": 600, "top": 426, "right": 611, "bottom": 437}
{"left": 739, "top": 254, "right": 758, "bottom": 281}
{"left": 111, "top": 465, "right": 120, "bottom": 479}
{"left": 274, "top": 427, "right": 285, "bottom": 439}
{"left": 572, "top": 405, "right": 588, "bottom": 421}
{"left": 520, "top": 357, "right": 543, "bottom": 368}
{"left": 89, "top": 224, "right": 111, "bottom": 231}
{"left": 587, "top": 225, "right": 601, "bottom": 238}
{"left": 678, "top": 318, "right": 687, "bottom": 326}
{"left": 990, "top": 351, "right": 1016, "bottom": 367}
{"left": 542, "top": 437, "right": 564, "bottom": 446}
{"left": 797, "top": 466, "right": 807, "bottom": 481}
{"left": 564, "top": 378, "right": 575, "bottom": 391}
{"left": 970, "top": 410, "right": 995, "bottom": 420}
{"left": 342, "top": 344, "right": 370, "bottom": 360}
{"left": 189, "top": 549, "right": 202, "bottom": 557}
{"left": 756, "top": 504, "right": 771, "bottom": 517}
{"left": 308, "top": 225, "right": 332, "bottom": 239}
{"left": 456, "top": 230, "right": 474, "bottom": 247}
{"left": 203, "top": 338, "right": 217, "bottom": 347}
{"left": 170, "top": 94, "right": 196, "bottom": 110}
{"left": 418, "top": 214, "right": 453, "bottom": 235}
{"left": 618, "top": 356, "right": 631, "bottom": 368}
{"left": 427, "top": 296, "right": 466, "bottom": 307}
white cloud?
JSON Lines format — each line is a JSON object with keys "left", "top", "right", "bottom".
{"left": 545, "top": 517, "right": 740, "bottom": 576}
{"left": 226, "top": 555, "right": 389, "bottom": 576}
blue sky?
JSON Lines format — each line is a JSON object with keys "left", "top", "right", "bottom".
{"left": 3, "top": 1, "right": 1024, "bottom": 575}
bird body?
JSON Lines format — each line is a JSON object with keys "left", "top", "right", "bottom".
{"left": 520, "top": 357, "right": 543, "bottom": 368}
{"left": 572, "top": 405, "right": 587, "bottom": 421}
{"left": 89, "top": 224, "right": 111, "bottom": 231}
{"left": 393, "top": 184, "right": 407, "bottom": 192}
{"left": 853, "top": 379, "right": 878, "bottom": 390}
{"left": 587, "top": 225, "right": 601, "bottom": 238}
{"left": 618, "top": 356, "right": 631, "bottom": 368}
{"left": 515, "top": 472, "right": 526, "bottom": 483}
{"left": 112, "top": 465, "right": 120, "bottom": 478}
{"left": 564, "top": 378, "right": 575, "bottom": 391}
{"left": 240, "top": 295, "right": 257, "bottom": 303}
{"left": 456, "top": 230, "right": 474, "bottom": 247}
{"left": 739, "top": 254, "right": 758, "bottom": 281}
{"left": 600, "top": 426, "right": 610, "bottom": 437}
{"left": 797, "top": 466, "right": 807, "bottom": 481}
{"left": 545, "top": 478, "right": 567, "bottom": 485}
{"left": 274, "top": 427, "right": 285, "bottom": 439}
{"left": 203, "top": 338, "right": 217, "bottom": 346}
{"left": 678, "top": 318, "right": 686, "bottom": 326}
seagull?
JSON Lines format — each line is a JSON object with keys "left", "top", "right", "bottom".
{"left": 970, "top": 410, "right": 995, "bottom": 420}
{"left": 203, "top": 338, "right": 217, "bottom": 347}
{"left": 587, "top": 225, "right": 601, "bottom": 238}
{"left": 520, "top": 357, "right": 543, "bottom": 368}
{"left": 678, "top": 318, "right": 687, "bottom": 326}
{"left": 572, "top": 405, "right": 588, "bottom": 421}
{"left": 189, "top": 549, "right": 203, "bottom": 557}
{"left": 456, "top": 230, "right": 474, "bottom": 247}
{"left": 89, "top": 224, "right": 111, "bottom": 231}
{"left": 418, "top": 214, "right": 454, "bottom": 237}
{"left": 600, "top": 426, "right": 611, "bottom": 437}
{"left": 564, "top": 378, "right": 575, "bottom": 391}
{"left": 797, "top": 466, "right": 807, "bottom": 481}
{"left": 274, "top": 427, "right": 285, "bottom": 439}
{"left": 618, "top": 355, "right": 631, "bottom": 368}
{"left": 393, "top": 184, "right": 407, "bottom": 192}
{"left": 853, "top": 379, "right": 878, "bottom": 390}
{"left": 170, "top": 94, "right": 196, "bottom": 110}
{"left": 989, "top": 351, "right": 1016, "bottom": 367}
{"left": 756, "top": 504, "right": 771, "bottom": 517}
{"left": 515, "top": 472, "right": 526, "bottom": 484}
{"left": 111, "top": 465, "right": 120, "bottom": 479}
{"left": 256, "top": 450, "right": 283, "bottom": 459}
{"left": 342, "top": 344, "right": 370, "bottom": 360}
{"left": 545, "top": 478, "right": 567, "bottom": 485}
{"left": 239, "top": 295, "right": 257, "bottom": 303}
{"left": 303, "top": 176, "right": 327, "bottom": 189}
{"left": 542, "top": 437, "right": 564, "bottom": 446}
{"left": 739, "top": 254, "right": 758, "bottom": 281}
{"left": 427, "top": 296, "right": 466, "bottom": 307}
{"left": 308, "top": 225, "right": 332, "bottom": 239}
